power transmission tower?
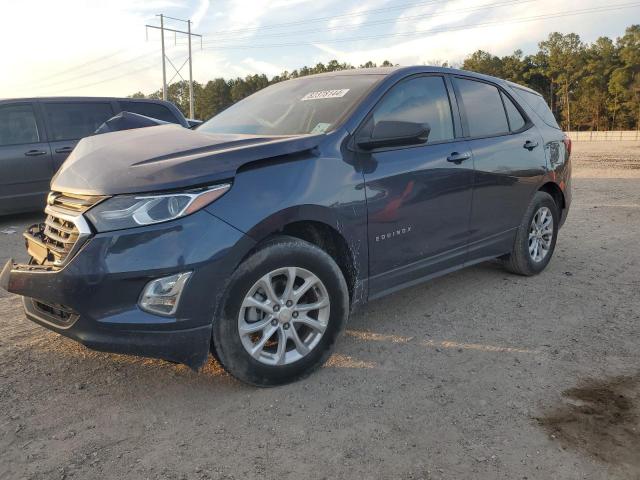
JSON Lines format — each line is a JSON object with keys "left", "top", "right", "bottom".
{"left": 146, "top": 14, "right": 202, "bottom": 118}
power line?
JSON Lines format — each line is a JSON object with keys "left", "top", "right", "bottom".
{"left": 199, "top": 0, "right": 458, "bottom": 36}
{"left": 200, "top": 2, "right": 640, "bottom": 50}
{"left": 15, "top": 48, "right": 132, "bottom": 89}
{"left": 23, "top": 1, "right": 640, "bottom": 96}
{"left": 200, "top": 0, "right": 538, "bottom": 44}
{"left": 21, "top": 0, "right": 534, "bottom": 91}
{"left": 45, "top": 55, "right": 190, "bottom": 95}
{"left": 33, "top": 50, "right": 157, "bottom": 90}
{"left": 30, "top": 43, "right": 190, "bottom": 92}
{"left": 44, "top": 49, "right": 130, "bottom": 79}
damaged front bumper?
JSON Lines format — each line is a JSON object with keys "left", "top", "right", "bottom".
{"left": 0, "top": 209, "right": 255, "bottom": 369}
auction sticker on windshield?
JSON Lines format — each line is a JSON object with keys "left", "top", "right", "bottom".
{"left": 301, "top": 89, "right": 350, "bottom": 101}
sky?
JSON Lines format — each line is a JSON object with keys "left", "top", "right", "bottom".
{"left": 0, "top": 0, "right": 637, "bottom": 98}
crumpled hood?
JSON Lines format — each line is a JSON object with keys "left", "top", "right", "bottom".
{"left": 52, "top": 124, "right": 323, "bottom": 195}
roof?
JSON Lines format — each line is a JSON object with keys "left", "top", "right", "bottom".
{"left": 0, "top": 96, "right": 173, "bottom": 103}
{"left": 309, "top": 66, "right": 401, "bottom": 76}
{"left": 300, "top": 65, "right": 535, "bottom": 93}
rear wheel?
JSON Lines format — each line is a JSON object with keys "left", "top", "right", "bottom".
{"left": 212, "top": 236, "right": 349, "bottom": 386}
{"left": 502, "top": 191, "right": 559, "bottom": 276}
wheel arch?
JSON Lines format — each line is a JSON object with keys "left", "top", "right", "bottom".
{"left": 242, "top": 207, "right": 365, "bottom": 309}
{"left": 538, "top": 181, "right": 565, "bottom": 213}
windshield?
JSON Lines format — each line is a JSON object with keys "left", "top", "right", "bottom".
{"left": 199, "top": 74, "right": 383, "bottom": 136}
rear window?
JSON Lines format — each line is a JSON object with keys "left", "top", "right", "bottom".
{"left": 43, "top": 102, "right": 114, "bottom": 141}
{"left": 0, "top": 104, "right": 39, "bottom": 146}
{"left": 501, "top": 92, "right": 526, "bottom": 131}
{"left": 119, "top": 101, "right": 180, "bottom": 124}
{"left": 513, "top": 87, "right": 560, "bottom": 129}
{"left": 454, "top": 78, "right": 509, "bottom": 137}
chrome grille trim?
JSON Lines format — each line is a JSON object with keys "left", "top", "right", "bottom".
{"left": 47, "top": 191, "right": 106, "bottom": 215}
{"left": 41, "top": 192, "right": 104, "bottom": 266}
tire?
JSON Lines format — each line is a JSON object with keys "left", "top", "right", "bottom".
{"left": 212, "top": 235, "right": 349, "bottom": 386}
{"left": 502, "top": 191, "right": 559, "bottom": 276}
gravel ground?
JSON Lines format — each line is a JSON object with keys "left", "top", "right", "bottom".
{"left": 1, "top": 141, "right": 639, "bottom": 480}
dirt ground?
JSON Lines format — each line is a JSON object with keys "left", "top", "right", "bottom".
{"left": 1, "top": 141, "right": 639, "bottom": 480}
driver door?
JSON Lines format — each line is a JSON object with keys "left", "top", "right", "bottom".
{"left": 357, "top": 75, "right": 475, "bottom": 298}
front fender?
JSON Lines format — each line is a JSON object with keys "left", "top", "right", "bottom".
{"left": 205, "top": 152, "right": 369, "bottom": 286}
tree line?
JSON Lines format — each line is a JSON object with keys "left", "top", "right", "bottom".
{"left": 131, "top": 25, "right": 639, "bottom": 131}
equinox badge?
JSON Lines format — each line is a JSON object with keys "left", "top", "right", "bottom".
{"left": 375, "top": 226, "right": 412, "bottom": 242}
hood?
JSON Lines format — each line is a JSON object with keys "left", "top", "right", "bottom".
{"left": 93, "top": 111, "right": 168, "bottom": 134}
{"left": 51, "top": 124, "right": 323, "bottom": 195}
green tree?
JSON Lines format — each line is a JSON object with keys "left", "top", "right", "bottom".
{"left": 538, "top": 32, "right": 586, "bottom": 130}
{"left": 614, "top": 25, "right": 640, "bottom": 129}
{"left": 198, "top": 78, "right": 232, "bottom": 120}
{"left": 463, "top": 50, "right": 505, "bottom": 77}
{"left": 574, "top": 37, "right": 619, "bottom": 130}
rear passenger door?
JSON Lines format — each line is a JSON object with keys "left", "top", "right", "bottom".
{"left": 40, "top": 100, "right": 116, "bottom": 170}
{"left": 0, "top": 102, "right": 54, "bottom": 214}
{"left": 452, "top": 77, "right": 547, "bottom": 260}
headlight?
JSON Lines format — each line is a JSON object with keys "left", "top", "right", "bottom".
{"left": 85, "top": 184, "right": 230, "bottom": 232}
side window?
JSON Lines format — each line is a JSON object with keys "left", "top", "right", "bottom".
{"left": 501, "top": 92, "right": 526, "bottom": 131}
{"left": 43, "top": 102, "right": 114, "bottom": 141}
{"left": 372, "top": 76, "right": 454, "bottom": 143}
{"left": 514, "top": 87, "right": 560, "bottom": 129}
{"left": 0, "top": 104, "right": 40, "bottom": 146}
{"left": 454, "top": 78, "right": 509, "bottom": 137}
{"left": 119, "top": 101, "right": 180, "bottom": 124}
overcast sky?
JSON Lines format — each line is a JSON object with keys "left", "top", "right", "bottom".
{"left": 0, "top": 0, "right": 637, "bottom": 98}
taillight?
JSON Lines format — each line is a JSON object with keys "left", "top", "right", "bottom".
{"left": 563, "top": 134, "right": 572, "bottom": 157}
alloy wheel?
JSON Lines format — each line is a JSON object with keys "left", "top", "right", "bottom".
{"left": 528, "top": 206, "right": 554, "bottom": 262}
{"left": 238, "top": 267, "right": 330, "bottom": 366}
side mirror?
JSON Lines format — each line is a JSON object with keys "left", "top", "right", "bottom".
{"left": 357, "top": 120, "right": 430, "bottom": 150}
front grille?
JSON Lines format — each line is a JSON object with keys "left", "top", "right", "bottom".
{"left": 41, "top": 192, "right": 105, "bottom": 265}
{"left": 48, "top": 191, "right": 105, "bottom": 215}
{"left": 42, "top": 215, "right": 80, "bottom": 263}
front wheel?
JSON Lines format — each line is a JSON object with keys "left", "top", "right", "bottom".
{"left": 502, "top": 191, "right": 559, "bottom": 276}
{"left": 212, "top": 236, "right": 349, "bottom": 386}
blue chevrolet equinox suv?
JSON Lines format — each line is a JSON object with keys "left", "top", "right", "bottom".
{"left": 1, "top": 67, "right": 571, "bottom": 386}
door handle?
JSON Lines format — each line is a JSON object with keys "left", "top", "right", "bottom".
{"left": 523, "top": 140, "right": 539, "bottom": 151}
{"left": 446, "top": 152, "right": 471, "bottom": 164}
{"left": 24, "top": 149, "right": 47, "bottom": 156}
{"left": 55, "top": 146, "right": 74, "bottom": 154}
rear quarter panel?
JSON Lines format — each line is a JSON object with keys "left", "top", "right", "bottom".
{"left": 506, "top": 85, "right": 571, "bottom": 215}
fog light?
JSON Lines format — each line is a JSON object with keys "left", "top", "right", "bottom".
{"left": 139, "top": 272, "right": 192, "bottom": 316}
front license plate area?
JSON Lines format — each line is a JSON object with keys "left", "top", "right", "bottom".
{"left": 23, "top": 224, "right": 49, "bottom": 265}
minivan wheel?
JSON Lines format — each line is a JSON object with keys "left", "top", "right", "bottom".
{"left": 212, "top": 236, "right": 349, "bottom": 386}
{"left": 502, "top": 191, "right": 559, "bottom": 276}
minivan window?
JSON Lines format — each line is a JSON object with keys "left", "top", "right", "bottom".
{"left": 0, "top": 104, "right": 39, "bottom": 146}
{"left": 454, "top": 78, "right": 509, "bottom": 137}
{"left": 199, "top": 75, "right": 383, "bottom": 136}
{"left": 514, "top": 87, "right": 560, "bottom": 129}
{"left": 43, "top": 102, "right": 114, "bottom": 141}
{"left": 119, "top": 101, "right": 179, "bottom": 124}
{"left": 501, "top": 92, "right": 526, "bottom": 131}
{"left": 371, "top": 76, "right": 454, "bottom": 143}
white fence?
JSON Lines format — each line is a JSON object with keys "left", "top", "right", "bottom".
{"left": 566, "top": 131, "right": 640, "bottom": 141}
